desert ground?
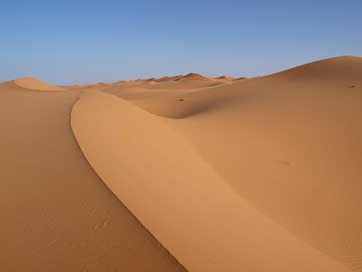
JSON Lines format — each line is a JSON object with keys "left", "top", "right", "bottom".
{"left": 0, "top": 56, "right": 361, "bottom": 271}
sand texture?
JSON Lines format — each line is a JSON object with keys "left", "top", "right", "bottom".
{"left": 1, "top": 56, "right": 361, "bottom": 271}
{"left": 0, "top": 81, "right": 185, "bottom": 272}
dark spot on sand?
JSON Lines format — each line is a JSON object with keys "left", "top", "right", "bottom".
{"left": 178, "top": 98, "right": 184, "bottom": 102}
{"left": 277, "top": 160, "right": 292, "bottom": 167}
{"left": 348, "top": 84, "right": 357, "bottom": 88}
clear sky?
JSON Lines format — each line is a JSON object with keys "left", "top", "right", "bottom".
{"left": 1, "top": 0, "right": 361, "bottom": 84}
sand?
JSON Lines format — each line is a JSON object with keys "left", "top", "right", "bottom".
{"left": 0, "top": 80, "right": 185, "bottom": 272}
{"left": 1, "top": 56, "right": 361, "bottom": 271}
{"left": 14, "top": 77, "right": 65, "bottom": 91}
{"left": 71, "top": 91, "right": 351, "bottom": 272}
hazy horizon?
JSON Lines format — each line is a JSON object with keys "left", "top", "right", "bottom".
{"left": 1, "top": 0, "right": 361, "bottom": 85}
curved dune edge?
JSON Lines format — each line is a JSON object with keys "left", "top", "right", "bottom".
{"left": 101, "top": 78, "right": 242, "bottom": 119}
{"left": 106, "top": 56, "right": 361, "bottom": 119}
{"left": 145, "top": 55, "right": 362, "bottom": 270}
{"left": 71, "top": 91, "right": 350, "bottom": 272}
{"left": 14, "top": 77, "right": 64, "bottom": 91}
{"left": 0, "top": 83, "right": 186, "bottom": 271}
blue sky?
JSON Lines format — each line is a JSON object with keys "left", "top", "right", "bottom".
{"left": 1, "top": 0, "right": 361, "bottom": 84}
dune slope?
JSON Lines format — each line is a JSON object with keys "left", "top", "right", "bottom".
{"left": 71, "top": 91, "right": 351, "bottom": 272}
{"left": 2, "top": 55, "right": 361, "bottom": 271}
{"left": 0, "top": 81, "right": 185, "bottom": 272}
{"left": 74, "top": 56, "right": 362, "bottom": 271}
{"left": 14, "top": 77, "right": 64, "bottom": 91}
{"left": 126, "top": 56, "right": 362, "bottom": 270}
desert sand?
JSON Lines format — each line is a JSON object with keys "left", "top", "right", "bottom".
{"left": 1, "top": 56, "right": 361, "bottom": 271}
{"left": 14, "top": 77, "right": 65, "bottom": 91}
{"left": 0, "top": 80, "right": 185, "bottom": 271}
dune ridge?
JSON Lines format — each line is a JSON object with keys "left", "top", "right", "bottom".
{"left": 71, "top": 91, "right": 352, "bottom": 272}
{"left": 70, "top": 56, "right": 362, "bottom": 271}
{"left": 0, "top": 81, "right": 185, "bottom": 271}
{"left": 114, "top": 56, "right": 361, "bottom": 118}
{"left": 1, "top": 56, "right": 361, "bottom": 271}
{"left": 131, "top": 56, "right": 362, "bottom": 270}
{"left": 14, "top": 77, "right": 64, "bottom": 91}
{"left": 65, "top": 72, "right": 235, "bottom": 92}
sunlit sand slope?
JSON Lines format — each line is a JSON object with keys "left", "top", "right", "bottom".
{"left": 125, "top": 56, "right": 362, "bottom": 270}
{"left": 71, "top": 91, "right": 350, "bottom": 272}
{"left": 14, "top": 77, "right": 64, "bottom": 91}
{"left": 0, "top": 81, "right": 185, "bottom": 272}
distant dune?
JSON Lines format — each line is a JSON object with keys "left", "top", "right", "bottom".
{"left": 175, "top": 73, "right": 210, "bottom": 81}
{"left": 0, "top": 56, "right": 361, "bottom": 271}
{"left": 14, "top": 77, "right": 64, "bottom": 91}
{"left": 214, "top": 75, "right": 235, "bottom": 80}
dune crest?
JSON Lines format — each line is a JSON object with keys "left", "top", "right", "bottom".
{"left": 152, "top": 56, "right": 362, "bottom": 270}
{"left": 215, "top": 75, "right": 235, "bottom": 80}
{"left": 268, "top": 56, "right": 362, "bottom": 81}
{"left": 0, "top": 82, "right": 185, "bottom": 271}
{"left": 14, "top": 77, "right": 64, "bottom": 91}
{"left": 118, "top": 56, "right": 362, "bottom": 119}
{"left": 1, "top": 56, "right": 361, "bottom": 271}
{"left": 175, "top": 73, "right": 210, "bottom": 81}
{"left": 86, "top": 56, "right": 362, "bottom": 270}
{"left": 71, "top": 91, "right": 350, "bottom": 272}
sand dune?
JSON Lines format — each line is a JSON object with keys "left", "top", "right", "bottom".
{"left": 66, "top": 73, "right": 234, "bottom": 93}
{"left": 175, "top": 73, "right": 210, "bottom": 81}
{"left": 132, "top": 78, "right": 218, "bottom": 90}
{"left": 215, "top": 75, "right": 235, "bottom": 81}
{"left": 0, "top": 81, "right": 185, "bottom": 271}
{"left": 113, "top": 56, "right": 362, "bottom": 270}
{"left": 71, "top": 56, "right": 362, "bottom": 271}
{"left": 269, "top": 55, "right": 362, "bottom": 82}
{"left": 65, "top": 82, "right": 113, "bottom": 92}
{"left": 119, "top": 56, "right": 361, "bottom": 118}
{"left": 100, "top": 74, "right": 238, "bottom": 118}
{"left": 1, "top": 56, "right": 361, "bottom": 271}
{"left": 14, "top": 77, "right": 64, "bottom": 91}
{"left": 71, "top": 91, "right": 350, "bottom": 272}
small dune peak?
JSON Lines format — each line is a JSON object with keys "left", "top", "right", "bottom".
{"left": 145, "top": 77, "right": 158, "bottom": 83}
{"left": 155, "top": 76, "right": 170, "bottom": 82}
{"left": 14, "top": 77, "right": 64, "bottom": 91}
{"left": 215, "top": 75, "right": 235, "bottom": 81}
{"left": 156, "top": 75, "right": 183, "bottom": 82}
{"left": 235, "top": 77, "right": 247, "bottom": 81}
{"left": 184, "top": 72, "right": 206, "bottom": 79}
{"left": 178, "top": 73, "right": 210, "bottom": 81}
{"left": 95, "top": 82, "right": 110, "bottom": 86}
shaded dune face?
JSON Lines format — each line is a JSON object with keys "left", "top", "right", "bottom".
{"left": 71, "top": 56, "right": 362, "bottom": 271}
{"left": 71, "top": 92, "right": 350, "bottom": 272}
{"left": 0, "top": 81, "right": 185, "bottom": 272}
{"left": 101, "top": 77, "right": 238, "bottom": 118}
{"left": 184, "top": 57, "right": 362, "bottom": 271}
{"left": 113, "top": 56, "right": 362, "bottom": 270}
{"left": 112, "top": 56, "right": 362, "bottom": 119}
